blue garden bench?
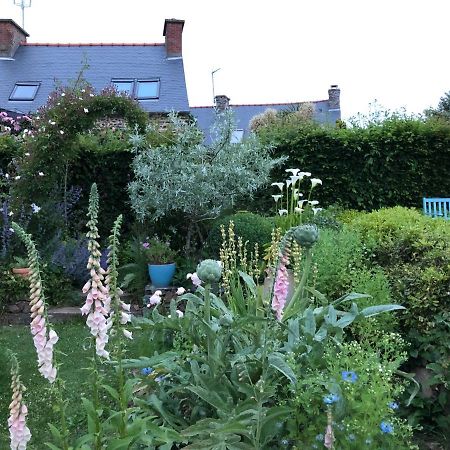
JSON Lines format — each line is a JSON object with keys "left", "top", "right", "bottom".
{"left": 423, "top": 198, "right": 450, "bottom": 220}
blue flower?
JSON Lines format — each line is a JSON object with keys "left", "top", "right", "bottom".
{"left": 315, "top": 433, "right": 324, "bottom": 442}
{"left": 347, "top": 434, "right": 356, "bottom": 441}
{"left": 341, "top": 371, "right": 358, "bottom": 383}
{"left": 141, "top": 367, "right": 153, "bottom": 376}
{"left": 155, "top": 375, "right": 165, "bottom": 383}
{"left": 388, "top": 401, "right": 399, "bottom": 410}
{"left": 365, "top": 438, "right": 372, "bottom": 445}
{"left": 281, "top": 439, "right": 289, "bottom": 446}
{"left": 323, "top": 393, "right": 340, "bottom": 404}
{"left": 380, "top": 421, "right": 394, "bottom": 434}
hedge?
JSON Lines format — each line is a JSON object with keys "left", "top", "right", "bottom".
{"left": 257, "top": 117, "right": 450, "bottom": 211}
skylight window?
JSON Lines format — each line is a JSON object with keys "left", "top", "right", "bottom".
{"left": 136, "top": 80, "right": 160, "bottom": 100}
{"left": 9, "top": 83, "right": 40, "bottom": 101}
{"left": 112, "top": 79, "right": 133, "bottom": 96}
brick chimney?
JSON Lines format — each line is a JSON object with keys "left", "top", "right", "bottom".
{"left": 215, "top": 95, "right": 230, "bottom": 111}
{"left": 163, "top": 19, "right": 184, "bottom": 58}
{"left": 0, "top": 19, "right": 28, "bottom": 60}
{"left": 328, "top": 84, "right": 341, "bottom": 110}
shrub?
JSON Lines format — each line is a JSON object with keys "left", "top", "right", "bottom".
{"left": 206, "top": 211, "right": 274, "bottom": 257}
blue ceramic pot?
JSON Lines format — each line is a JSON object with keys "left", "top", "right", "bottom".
{"left": 148, "top": 263, "right": 176, "bottom": 288}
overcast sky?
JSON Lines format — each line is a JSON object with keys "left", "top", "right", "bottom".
{"left": 2, "top": 0, "right": 449, "bottom": 120}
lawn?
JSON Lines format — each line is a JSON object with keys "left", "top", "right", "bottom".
{"left": 0, "top": 320, "right": 144, "bottom": 449}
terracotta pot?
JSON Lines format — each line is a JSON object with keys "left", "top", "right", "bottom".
{"left": 12, "top": 267, "right": 30, "bottom": 278}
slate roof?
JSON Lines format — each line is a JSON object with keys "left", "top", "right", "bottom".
{"left": 0, "top": 43, "right": 189, "bottom": 115}
{"left": 190, "top": 100, "right": 340, "bottom": 142}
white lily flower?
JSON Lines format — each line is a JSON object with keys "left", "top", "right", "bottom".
{"left": 293, "top": 189, "right": 300, "bottom": 199}
{"left": 309, "top": 200, "right": 319, "bottom": 206}
{"left": 311, "top": 178, "right": 322, "bottom": 188}
{"left": 312, "top": 207, "right": 323, "bottom": 215}
{"left": 290, "top": 175, "right": 301, "bottom": 185}
{"left": 299, "top": 172, "right": 311, "bottom": 178}
{"left": 38, "top": 172, "right": 44, "bottom": 176}
{"left": 298, "top": 200, "right": 308, "bottom": 208}
{"left": 176, "top": 310, "right": 184, "bottom": 318}
{"left": 286, "top": 179, "right": 292, "bottom": 188}
{"left": 14, "top": 176, "right": 20, "bottom": 180}
{"left": 24, "top": 152, "right": 30, "bottom": 156}
{"left": 285, "top": 169, "right": 300, "bottom": 176}
{"left": 278, "top": 209, "right": 288, "bottom": 216}
{"left": 294, "top": 207, "right": 304, "bottom": 213}
{"left": 271, "top": 182, "right": 284, "bottom": 192}
{"left": 83, "top": 108, "right": 89, "bottom": 113}
{"left": 272, "top": 194, "right": 282, "bottom": 203}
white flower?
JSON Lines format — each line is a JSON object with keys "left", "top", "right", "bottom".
{"left": 49, "top": 120, "right": 56, "bottom": 125}
{"left": 61, "top": 93, "right": 65, "bottom": 97}
{"left": 285, "top": 168, "right": 300, "bottom": 176}
{"left": 38, "top": 172, "right": 44, "bottom": 176}
{"left": 176, "top": 287, "right": 186, "bottom": 295}
{"left": 154, "top": 290, "right": 162, "bottom": 296}
{"left": 8, "top": 227, "right": 14, "bottom": 233}
{"left": 14, "top": 176, "right": 21, "bottom": 180}
{"left": 298, "top": 200, "right": 308, "bottom": 208}
{"left": 293, "top": 188, "right": 301, "bottom": 199}
{"left": 271, "top": 194, "right": 282, "bottom": 202}
{"left": 59, "top": 130, "right": 64, "bottom": 135}
{"left": 294, "top": 207, "right": 304, "bottom": 213}
{"left": 31, "top": 203, "right": 41, "bottom": 214}
{"left": 271, "top": 182, "right": 284, "bottom": 192}
{"left": 83, "top": 108, "right": 89, "bottom": 113}
{"left": 123, "top": 329, "right": 133, "bottom": 340}
{"left": 8, "top": 211, "right": 13, "bottom": 216}
{"left": 309, "top": 200, "right": 319, "bottom": 206}
{"left": 25, "top": 152, "right": 30, "bottom": 156}
{"left": 5, "top": 173, "right": 9, "bottom": 179}
{"left": 290, "top": 175, "right": 301, "bottom": 185}
{"left": 186, "top": 272, "right": 202, "bottom": 287}
{"left": 278, "top": 209, "right": 288, "bottom": 216}
{"left": 176, "top": 310, "right": 184, "bottom": 318}
{"left": 311, "top": 178, "right": 322, "bottom": 188}
{"left": 149, "top": 293, "right": 161, "bottom": 305}
{"left": 89, "top": 93, "right": 94, "bottom": 97}
{"left": 286, "top": 179, "right": 292, "bottom": 188}
{"left": 299, "top": 171, "right": 311, "bottom": 178}
{"left": 312, "top": 207, "right": 323, "bottom": 215}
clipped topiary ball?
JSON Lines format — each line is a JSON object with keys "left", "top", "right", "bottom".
{"left": 206, "top": 211, "right": 274, "bottom": 257}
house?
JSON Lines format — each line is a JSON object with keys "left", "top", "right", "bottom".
{"left": 0, "top": 17, "right": 340, "bottom": 137}
{"left": 0, "top": 18, "right": 189, "bottom": 118}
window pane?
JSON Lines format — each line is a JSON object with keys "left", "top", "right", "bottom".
{"left": 112, "top": 80, "right": 133, "bottom": 95}
{"left": 231, "top": 129, "right": 244, "bottom": 143}
{"left": 136, "top": 80, "right": 159, "bottom": 99}
{"left": 10, "top": 84, "right": 39, "bottom": 101}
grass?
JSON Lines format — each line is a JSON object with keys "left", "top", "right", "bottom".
{"left": 0, "top": 319, "right": 144, "bottom": 449}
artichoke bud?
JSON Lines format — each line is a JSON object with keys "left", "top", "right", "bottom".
{"left": 196, "top": 259, "right": 222, "bottom": 284}
{"left": 291, "top": 224, "right": 319, "bottom": 248}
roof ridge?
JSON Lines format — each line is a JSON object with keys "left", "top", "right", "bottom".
{"left": 191, "top": 99, "right": 328, "bottom": 109}
{"left": 23, "top": 42, "right": 164, "bottom": 47}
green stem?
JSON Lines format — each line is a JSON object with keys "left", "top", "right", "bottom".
{"left": 204, "top": 283, "right": 213, "bottom": 368}
{"left": 55, "top": 378, "right": 69, "bottom": 450}
{"left": 92, "top": 347, "right": 102, "bottom": 449}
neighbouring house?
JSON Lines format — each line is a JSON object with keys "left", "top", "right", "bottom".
{"left": 0, "top": 17, "right": 340, "bottom": 138}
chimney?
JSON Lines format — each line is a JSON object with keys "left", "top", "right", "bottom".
{"left": 0, "top": 19, "right": 28, "bottom": 60}
{"left": 215, "top": 95, "right": 230, "bottom": 111}
{"left": 163, "top": 19, "right": 184, "bottom": 58}
{"left": 328, "top": 84, "right": 341, "bottom": 110}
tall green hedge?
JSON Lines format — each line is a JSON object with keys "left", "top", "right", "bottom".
{"left": 257, "top": 117, "right": 450, "bottom": 210}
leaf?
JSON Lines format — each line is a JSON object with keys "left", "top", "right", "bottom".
{"left": 268, "top": 352, "right": 296, "bottom": 383}
{"left": 107, "top": 436, "right": 135, "bottom": 450}
{"left": 45, "top": 443, "right": 62, "bottom": 450}
{"left": 238, "top": 271, "right": 257, "bottom": 298}
{"left": 396, "top": 370, "right": 420, "bottom": 406}
{"left": 302, "top": 308, "right": 316, "bottom": 336}
{"left": 102, "top": 384, "right": 120, "bottom": 401}
{"left": 333, "top": 292, "right": 372, "bottom": 306}
{"left": 360, "top": 304, "right": 406, "bottom": 318}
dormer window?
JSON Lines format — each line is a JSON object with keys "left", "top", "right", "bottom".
{"left": 111, "top": 79, "right": 160, "bottom": 100}
{"left": 112, "top": 79, "right": 133, "bottom": 96}
{"left": 9, "top": 82, "right": 40, "bottom": 101}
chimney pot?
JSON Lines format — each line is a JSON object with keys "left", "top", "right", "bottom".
{"left": 214, "top": 95, "right": 230, "bottom": 111}
{"left": 163, "top": 18, "right": 184, "bottom": 58}
{"left": 0, "top": 19, "right": 28, "bottom": 59}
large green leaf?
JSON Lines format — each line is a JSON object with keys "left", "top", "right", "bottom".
{"left": 268, "top": 352, "right": 297, "bottom": 383}
{"left": 360, "top": 304, "right": 406, "bottom": 317}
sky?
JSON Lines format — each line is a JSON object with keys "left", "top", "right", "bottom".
{"left": 1, "top": 0, "right": 449, "bottom": 120}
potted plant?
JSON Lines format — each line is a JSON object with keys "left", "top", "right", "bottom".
{"left": 143, "top": 237, "right": 177, "bottom": 288}
{"left": 11, "top": 256, "right": 30, "bottom": 278}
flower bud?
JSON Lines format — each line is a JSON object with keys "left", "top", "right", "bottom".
{"left": 291, "top": 224, "right": 319, "bottom": 248}
{"left": 196, "top": 259, "right": 222, "bottom": 284}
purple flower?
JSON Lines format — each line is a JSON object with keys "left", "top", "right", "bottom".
{"left": 380, "top": 421, "right": 394, "bottom": 434}
{"left": 142, "top": 242, "right": 150, "bottom": 249}
{"left": 342, "top": 371, "right": 358, "bottom": 383}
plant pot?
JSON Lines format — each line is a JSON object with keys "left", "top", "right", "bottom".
{"left": 12, "top": 267, "right": 30, "bottom": 278}
{"left": 148, "top": 263, "right": 176, "bottom": 288}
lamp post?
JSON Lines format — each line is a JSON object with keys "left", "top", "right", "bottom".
{"left": 211, "top": 68, "right": 221, "bottom": 104}
{"left": 13, "top": 0, "right": 31, "bottom": 29}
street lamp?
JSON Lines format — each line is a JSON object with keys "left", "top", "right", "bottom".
{"left": 211, "top": 68, "right": 221, "bottom": 104}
